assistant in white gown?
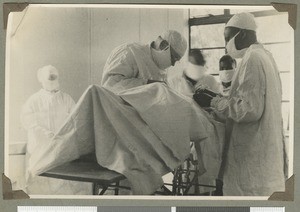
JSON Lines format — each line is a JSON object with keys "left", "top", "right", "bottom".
{"left": 21, "top": 65, "right": 92, "bottom": 195}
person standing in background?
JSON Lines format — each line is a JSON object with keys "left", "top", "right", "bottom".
{"left": 21, "top": 65, "right": 92, "bottom": 195}
{"left": 219, "top": 54, "right": 236, "bottom": 96}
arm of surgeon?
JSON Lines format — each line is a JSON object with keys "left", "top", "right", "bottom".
{"left": 101, "top": 45, "right": 148, "bottom": 93}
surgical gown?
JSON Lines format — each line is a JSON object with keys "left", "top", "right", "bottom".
{"left": 100, "top": 43, "right": 225, "bottom": 194}
{"left": 212, "top": 44, "right": 285, "bottom": 196}
{"left": 21, "top": 89, "right": 92, "bottom": 195}
{"left": 101, "top": 43, "right": 166, "bottom": 93}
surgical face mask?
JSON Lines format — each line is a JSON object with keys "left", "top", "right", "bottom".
{"left": 38, "top": 65, "right": 60, "bottom": 92}
{"left": 41, "top": 73, "right": 60, "bottom": 92}
{"left": 42, "top": 79, "right": 60, "bottom": 92}
{"left": 226, "top": 32, "right": 247, "bottom": 59}
{"left": 48, "top": 73, "right": 58, "bottom": 81}
{"left": 219, "top": 69, "right": 235, "bottom": 83}
{"left": 151, "top": 45, "right": 172, "bottom": 70}
{"left": 185, "top": 63, "right": 207, "bottom": 81}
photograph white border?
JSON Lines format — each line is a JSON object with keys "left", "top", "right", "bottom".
{"left": 4, "top": 3, "right": 294, "bottom": 200}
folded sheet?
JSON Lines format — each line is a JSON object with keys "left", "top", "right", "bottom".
{"left": 27, "top": 83, "right": 224, "bottom": 195}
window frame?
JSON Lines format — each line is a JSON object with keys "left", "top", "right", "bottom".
{"left": 188, "top": 9, "right": 291, "bottom": 75}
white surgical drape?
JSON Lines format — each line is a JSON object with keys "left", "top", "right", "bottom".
{"left": 27, "top": 84, "right": 225, "bottom": 195}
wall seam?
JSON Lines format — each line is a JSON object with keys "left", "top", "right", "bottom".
{"left": 139, "top": 8, "right": 141, "bottom": 42}
{"left": 167, "top": 9, "right": 169, "bottom": 30}
{"left": 89, "top": 8, "right": 92, "bottom": 85}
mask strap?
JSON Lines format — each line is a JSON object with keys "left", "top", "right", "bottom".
{"left": 228, "top": 30, "right": 241, "bottom": 43}
{"left": 235, "top": 30, "right": 241, "bottom": 38}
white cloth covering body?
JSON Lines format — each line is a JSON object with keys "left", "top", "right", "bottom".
{"left": 212, "top": 44, "right": 285, "bottom": 196}
{"left": 21, "top": 89, "right": 92, "bottom": 195}
{"left": 27, "top": 84, "right": 224, "bottom": 195}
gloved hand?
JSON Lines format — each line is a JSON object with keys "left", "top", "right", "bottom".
{"left": 211, "top": 95, "right": 229, "bottom": 115}
{"left": 46, "top": 131, "right": 55, "bottom": 139}
{"left": 41, "top": 128, "right": 55, "bottom": 138}
{"left": 193, "top": 88, "right": 217, "bottom": 108}
{"left": 147, "top": 79, "right": 166, "bottom": 84}
{"left": 33, "top": 126, "right": 55, "bottom": 139}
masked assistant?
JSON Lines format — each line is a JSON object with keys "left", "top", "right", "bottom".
{"left": 226, "top": 32, "right": 248, "bottom": 59}
{"left": 37, "top": 65, "right": 60, "bottom": 92}
{"left": 21, "top": 66, "right": 92, "bottom": 195}
{"left": 225, "top": 13, "right": 257, "bottom": 59}
{"left": 219, "top": 69, "right": 235, "bottom": 83}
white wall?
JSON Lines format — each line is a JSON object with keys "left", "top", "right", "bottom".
{"left": 90, "top": 8, "right": 140, "bottom": 84}
{"left": 90, "top": 8, "right": 189, "bottom": 85}
{"left": 7, "top": 7, "right": 90, "bottom": 144}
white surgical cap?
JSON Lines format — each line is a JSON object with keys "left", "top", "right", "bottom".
{"left": 37, "top": 65, "right": 59, "bottom": 83}
{"left": 225, "top": 12, "right": 257, "bottom": 31}
{"left": 161, "top": 30, "right": 187, "bottom": 58}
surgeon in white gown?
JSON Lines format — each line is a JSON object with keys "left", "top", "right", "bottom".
{"left": 102, "top": 30, "right": 225, "bottom": 194}
{"left": 101, "top": 30, "right": 187, "bottom": 93}
{"left": 210, "top": 13, "right": 286, "bottom": 196}
{"left": 21, "top": 65, "right": 92, "bottom": 195}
